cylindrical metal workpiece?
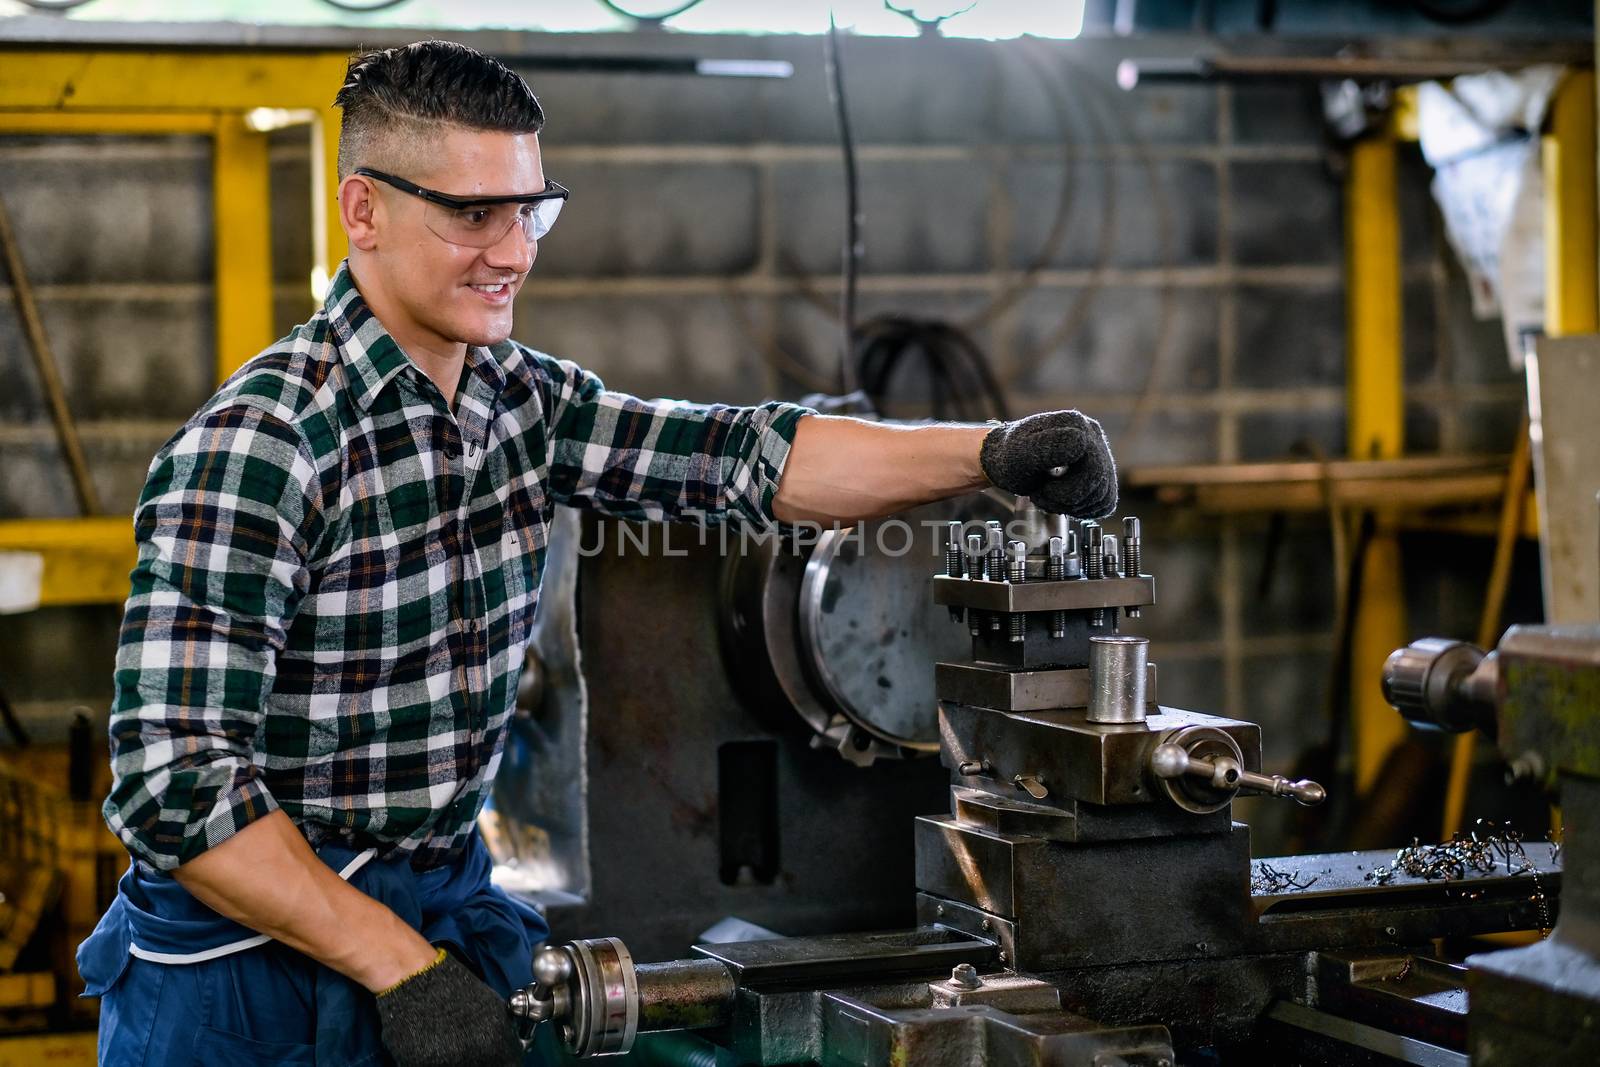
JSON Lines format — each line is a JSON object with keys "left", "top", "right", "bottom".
{"left": 635, "top": 958, "right": 738, "bottom": 1033}
{"left": 1087, "top": 635, "right": 1149, "bottom": 724}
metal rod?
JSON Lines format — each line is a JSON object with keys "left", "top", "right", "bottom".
{"left": 0, "top": 194, "right": 100, "bottom": 515}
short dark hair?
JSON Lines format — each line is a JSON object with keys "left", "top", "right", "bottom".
{"left": 333, "top": 40, "right": 545, "bottom": 179}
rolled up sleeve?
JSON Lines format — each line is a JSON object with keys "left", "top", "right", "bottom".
{"left": 534, "top": 353, "right": 810, "bottom": 528}
{"left": 104, "top": 404, "right": 321, "bottom": 870}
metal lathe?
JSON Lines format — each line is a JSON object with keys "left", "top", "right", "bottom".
{"left": 503, "top": 505, "right": 1593, "bottom": 1065}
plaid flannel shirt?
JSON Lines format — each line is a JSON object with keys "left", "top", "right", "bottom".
{"left": 105, "top": 262, "right": 809, "bottom": 872}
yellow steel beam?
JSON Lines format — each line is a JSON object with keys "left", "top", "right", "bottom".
{"left": 0, "top": 518, "right": 134, "bottom": 607}
{"left": 1345, "top": 132, "right": 1410, "bottom": 798}
{"left": 213, "top": 113, "right": 275, "bottom": 381}
{"left": 0, "top": 50, "right": 350, "bottom": 113}
{"left": 1543, "top": 69, "right": 1599, "bottom": 336}
{"left": 0, "top": 111, "right": 216, "bottom": 135}
{"left": 1347, "top": 136, "right": 1405, "bottom": 464}
{"left": 0, "top": 1033, "right": 97, "bottom": 1066}
{"left": 312, "top": 106, "right": 347, "bottom": 302}
{"left": 0, "top": 49, "right": 351, "bottom": 304}
{"left": 0, "top": 972, "right": 54, "bottom": 1010}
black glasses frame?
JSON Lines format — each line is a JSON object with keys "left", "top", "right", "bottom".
{"left": 355, "top": 167, "right": 570, "bottom": 210}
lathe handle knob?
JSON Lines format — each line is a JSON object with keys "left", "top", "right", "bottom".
{"left": 1150, "top": 743, "right": 1326, "bottom": 807}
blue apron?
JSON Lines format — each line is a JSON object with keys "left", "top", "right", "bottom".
{"left": 77, "top": 832, "right": 550, "bottom": 1066}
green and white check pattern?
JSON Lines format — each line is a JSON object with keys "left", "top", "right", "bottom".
{"left": 105, "top": 262, "right": 809, "bottom": 871}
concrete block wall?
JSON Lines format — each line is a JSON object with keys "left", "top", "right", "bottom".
{"left": 0, "top": 31, "right": 1527, "bottom": 850}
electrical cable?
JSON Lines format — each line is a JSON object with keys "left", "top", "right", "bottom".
{"left": 595, "top": 0, "right": 709, "bottom": 26}
{"left": 824, "top": 12, "right": 862, "bottom": 397}
{"left": 854, "top": 315, "right": 1009, "bottom": 421}
{"left": 750, "top": 27, "right": 1094, "bottom": 425}
{"left": 314, "top": 0, "right": 413, "bottom": 12}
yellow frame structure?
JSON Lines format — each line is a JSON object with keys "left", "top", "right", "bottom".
{"left": 0, "top": 49, "right": 352, "bottom": 607}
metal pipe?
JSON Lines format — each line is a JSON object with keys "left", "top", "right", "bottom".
{"left": 635, "top": 959, "right": 738, "bottom": 1032}
{"left": 0, "top": 194, "right": 100, "bottom": 515}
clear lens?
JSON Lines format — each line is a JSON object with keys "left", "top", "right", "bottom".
{"left": 423, "top": 197, "right": 563, "bottom": 247}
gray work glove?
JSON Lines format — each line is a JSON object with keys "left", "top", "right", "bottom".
{"left": 376, "top": 950, "right": 524, "bottom": 1067}
{"left": 980, "top": 410, "right": 1118, "bottom": 518}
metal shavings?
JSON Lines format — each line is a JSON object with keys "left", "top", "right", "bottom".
{"left": 1363, "top": 820, "right": 1534, "bottom": 884}
{"left": 1252, "top": 861, "right": 1319, "bottom": 893}
{"left": 1360, "top": 820, "right": 1554, "bottom": 938}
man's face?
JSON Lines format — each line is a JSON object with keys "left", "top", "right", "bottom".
{"left": 358, "top": 127, "right": 545, "bottom": 351}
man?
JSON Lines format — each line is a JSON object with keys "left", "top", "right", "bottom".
{"left": 77, "top": 40, "right": 1117, "bottom": 1067}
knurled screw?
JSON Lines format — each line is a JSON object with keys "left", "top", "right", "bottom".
{"left": 1122, "top": 516, "right": 1143, "bottom": 618}
{"left": 1005, "top": 540, "right": 1027, "bottom": 642}
{"left": 1082, "top": 521, "right": 1104, "bottom": 626}
{"left": 985, "top": 522, "right": 1004, "bottom": 632}
{"left": 1046, "top": 535, "right": 1067, "bottom": 639}
{"left": 965, "top": 533, "right": 984, "bottom": 637}
{"left": 944, "top": 521, "right": 965, "bottom": 624}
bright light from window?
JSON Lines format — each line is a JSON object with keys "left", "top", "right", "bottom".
{"left": 667, "top": 0, "right": 919, "bottom": 36}
{"left": 941, "top": 1, "right": 1085, "bottom": 40}
{"left": 21, "top": 0, "right": 1086, "bottom": 38}
{"left": 662, "top": 0, "right": 1085, "bottom": 38}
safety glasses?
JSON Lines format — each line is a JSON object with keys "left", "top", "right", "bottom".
{"left": 356, "top": 167, "right": 569, "bottom": 247}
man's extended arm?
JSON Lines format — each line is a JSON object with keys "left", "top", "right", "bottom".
{"left": 771, "top": 417, "right": 988, "bottom": 524}
{"left": 532, "top": 351, "right": 1118, "bottom": 529}
{"left": 772, "top": 409, "right": 1120, "bottom": 524}
{"left": 174, "top": 810, "right": 436, "bottom": 990}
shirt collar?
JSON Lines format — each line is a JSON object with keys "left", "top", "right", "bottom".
{"left": 326, "top": 262, "right": 413, "bottom": 413}
{"left": 325, "top": 261, "right": 508, "bottom": 413}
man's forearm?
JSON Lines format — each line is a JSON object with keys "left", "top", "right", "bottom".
{"left": 771, "top": 416, "right": 990, "bottom": 524}
{"left": 173, "top": 809, "right": 436, "bottom": 992}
